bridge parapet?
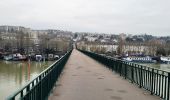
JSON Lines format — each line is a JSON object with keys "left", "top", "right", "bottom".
{"left": 79, "top": 49, "right": 170, "bottom": 100}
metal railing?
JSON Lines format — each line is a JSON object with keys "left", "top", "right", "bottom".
{"left": 79, "top": 50, "right": 170, "bottom": 100}
{"left": 7, "top": 50, "right": 72, "bottom": 100}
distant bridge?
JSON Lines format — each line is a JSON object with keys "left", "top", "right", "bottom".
{"left": 7, "top": 49, "right": 170, "bottom": 100}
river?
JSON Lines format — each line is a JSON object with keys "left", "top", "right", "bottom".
{"left": 0, "top": 61, "right": 54, "bottom": 100}
{"left": 139, "top": 63, "right": 170, "bottom": 72}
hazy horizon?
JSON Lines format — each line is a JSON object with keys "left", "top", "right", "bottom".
{"left": 0, "top": 0, "right": 170, "bottom": 36}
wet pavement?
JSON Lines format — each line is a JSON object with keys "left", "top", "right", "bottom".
{"left": 48, "top": 49, "right": 160, "bottom": 100}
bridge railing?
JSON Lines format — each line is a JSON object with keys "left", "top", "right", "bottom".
{"left": 79, "top": 49, "right": 170, "bottom": 100}
{"left": 7, "top": 50, "right": 72, "bottom": 100}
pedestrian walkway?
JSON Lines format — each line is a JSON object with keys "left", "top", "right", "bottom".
{"left": 48, "top": 49, "right": 160, "bottom": 100}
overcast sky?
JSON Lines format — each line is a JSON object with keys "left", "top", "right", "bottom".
{"left": 0, "top": 0, "right": 170, "bottom": 36}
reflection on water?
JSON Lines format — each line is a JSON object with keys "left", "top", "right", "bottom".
{"left": 0, "top": 61, "right": 54, "bottom": 100}
{"left": 139, "top": 63, "right": 170, "bottom": 72}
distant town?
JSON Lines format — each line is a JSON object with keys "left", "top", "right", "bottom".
{"left": 75, "top": 32, "right": 170, "bottom": 57}
{"left": 0, "top": 25, "right": 73, "bottom": 61}
{"left": 0, "top": 25, "right": 170, "bottom": 62}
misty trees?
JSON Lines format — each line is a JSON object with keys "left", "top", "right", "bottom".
{"left": 16, "top": 31, "right": 25, "bottom": 54}
{"left": 39, "top": 34, "right": 49, "bottom": 54}
{"left": 0, "top": 29, "right": 73, "bottom": 56}
{"left": 38, "top": 33, "right": 71, "bottom": 56}
{"left": 25, "top": 32, "right": 31, "bottom": 55}
{"left": 0, "top": 33, "right": 15, "bottom": 53}
{"left": 117, "top": 34, "right": 124, "bottom": 55}
{"left": 156, "top": 48, "right": 166, "bottom": 56}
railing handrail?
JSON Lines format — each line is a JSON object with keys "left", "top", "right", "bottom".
{"left": 7, "top": 50, "right": 72, "bottom": 100}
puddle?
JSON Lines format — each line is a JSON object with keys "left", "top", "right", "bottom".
{"left": 105, "top": 88, "right": 114, "bottom": 91}
{"left": 110, "top": 96, "right": 122, "bottom": 100}
{"left": 117, "top": 90, "right": 127, "bottom": 93}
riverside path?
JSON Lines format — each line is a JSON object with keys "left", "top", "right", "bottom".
{"left": 48, "top": 49, "right": 160, "bottom": 100}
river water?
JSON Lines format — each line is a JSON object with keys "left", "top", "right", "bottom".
{"left": 139, "top": 63, "right": 170, "bottom": 72}
{"left": 0, "top": 61, "right": 54, "bottom": 100}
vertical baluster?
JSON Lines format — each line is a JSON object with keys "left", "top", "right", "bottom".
{"left": 26, "top": 85, "right": 30, "bottom": 100}
{"left": 143, "top": 67, "right": 146, "bottom": 88}
{"left": 139, "top": 66, "right": 143, "bottom": 88}
{"left": 32, "top": 81, "right": 34, "bottom": 100}
{"left": 125, "top": 62, "right": 127, "bottom": 79}
{"left": 167, "top": 73, "right": 170, "bottom": 100}
{"left": 131, "top": 63, "right": 134, "bottom": 83}
{"left": 164, "top": 75, "right": 167, "bottom": 100}
{"left": 151, "top": 69, "right": 154, "bottom": 95}
{"left": 146, "top": 68, "right": 148, "bottom": 90}
{"left": 20, "top": 90, "right": 23, "bottom": 99}
{"left": 161, "top": 71, "right": 164, "bottom": 98}
{"left": 156, "top": 70, "right": 158, "bottom": 95}
{"left": 158, "top": 72, "right": 161, "bottom": 96}
{"left": 135, "top": 64, "right": 138, "bottom": 84}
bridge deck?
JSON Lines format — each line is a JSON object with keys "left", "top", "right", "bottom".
{"left": 48, "top": 49, "right": 160, "bottom": 100}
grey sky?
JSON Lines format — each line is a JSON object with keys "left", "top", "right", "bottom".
{"left": 0, "top": 0, "right": 170, "bottom": 36}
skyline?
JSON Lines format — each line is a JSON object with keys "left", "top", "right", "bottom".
{"left": 0, "top": 0, "right": 170, "bottom": 36}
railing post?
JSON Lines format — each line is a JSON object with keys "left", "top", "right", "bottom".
{"left": 119, "top": 61, "right": 122, "bottom": 76}
{"left": 125, "top": 62, "right": 127, "bottom": 79}
{"left": 39, "top": 75, "right": 42, "bottom": 100}
{"left": 20, "top": 90, "right": 23, "bottom": 99}
{"left": 161, "top": 71, "right": 164, "bottom": 98}
{"left": 151, "top": 69, "right": 154, "bottom": 95}
{"left": 131, "top": 63, "right": 134, "bottom": 83}
{"left": 26, "top": 85, "right": 30, "bottom": 100}
{"left": 139, "top": 66, "right": 143, "bottom": 88}
{"left": 115, "top": 60, "right": 118, "bottom": 72}
{"left": 167, "top": 73, "right": 170, "bottom": 100}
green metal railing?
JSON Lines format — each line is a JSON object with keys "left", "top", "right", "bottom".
{"left": 79, "top": 50, "right": 170, "bottom": 100}
{"left": 7, "top": 50, "right": 72, "bottom": 100}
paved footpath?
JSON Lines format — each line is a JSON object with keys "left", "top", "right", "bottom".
{"left": 48, "top": 49, "right": 160, "bottom": 100}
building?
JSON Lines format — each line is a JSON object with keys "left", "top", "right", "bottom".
{"left": 0, "top": 25, "right": 30, "bottom": 33}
